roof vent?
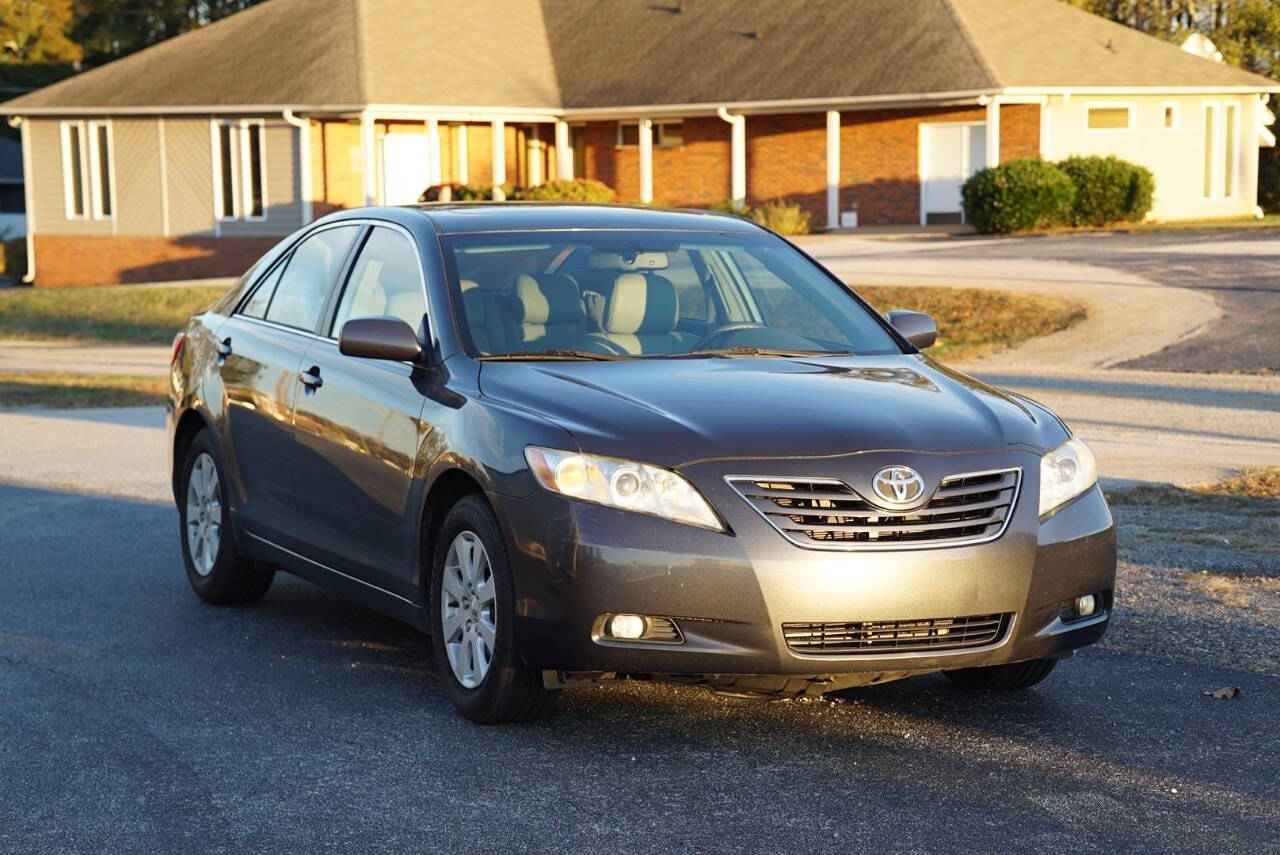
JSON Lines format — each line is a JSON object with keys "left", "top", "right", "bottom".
{"left": 732, "top": 28, "right": 760, "bottom": 40}
{"left": 648, "top": 1, "right": 682, "bottom": 13}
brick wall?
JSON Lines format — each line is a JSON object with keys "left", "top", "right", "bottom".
{"left": 579, "top": 104, "right": 1041, "bottom": 226}
{"left": 32, "top": 234, "right": 279, "bottom": 287}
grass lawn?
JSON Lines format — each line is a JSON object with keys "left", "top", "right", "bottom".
{"left": 856, "top": 285, "right": 1086, "bottom": 362}
{"left": 0, "top": 283, "right": 229, "bottom": 344}
{"left": 0, "top": 372, "right": 168, "bottom": 408}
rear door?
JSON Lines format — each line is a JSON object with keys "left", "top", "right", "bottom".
{"left": 216, "top": 223, "right": 362, "bottom": 548}
{"left": 290, "top": 225, "right": 432, "bottom": 600}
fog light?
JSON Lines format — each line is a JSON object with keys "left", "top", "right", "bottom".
{"left": 1074, "top": 594, "right": 1097, "bottom": 617}
{"left": 608, "top": 613, "right": 647, "bottom": 639}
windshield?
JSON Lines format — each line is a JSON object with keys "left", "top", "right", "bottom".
{"left": 440, "top": 230, "right": 903, "bottom": 360}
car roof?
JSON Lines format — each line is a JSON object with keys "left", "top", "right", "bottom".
{"left": 408, "top": 202, "right": 765, "bottom": 235}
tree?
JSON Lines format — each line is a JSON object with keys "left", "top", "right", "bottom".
{"left": 71, "top": 1, "right": 266, "bottom": 62}
{"left": 0, "top": 0, "right": 83, "bottom": 64}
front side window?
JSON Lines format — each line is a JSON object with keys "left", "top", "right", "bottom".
{"left": 442, "top": 230, "right": 902, "bottom": 359}
{"left": 214, "top": 119, "right": 267, "bottom": 220}
{"left": 331, "top": 227, "right": 427, "bottom": 335}
{"left": 263, "top": 225, "right": 360, "bottom": 331}
{"left": 62, "top": 120, "right": 113, "bottom": 220}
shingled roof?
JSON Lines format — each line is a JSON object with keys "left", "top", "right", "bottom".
{"left": 6, "top": 0, "right": 1276, "bottom": 114}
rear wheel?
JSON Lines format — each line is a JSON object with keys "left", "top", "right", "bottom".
{"left": 179, "top": 429, "right": 274, "bottom": 605}
{"left": 430, "top": 495, "right": 553, "bottom": 724}
{"left": 944, "top": 658, "right": 1057, "bottom": 690}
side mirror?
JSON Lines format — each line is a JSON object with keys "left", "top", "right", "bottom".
{"left": 887, "top": 309, "right": 938, "bottom": 350}
{"left": 339, "top": 316, "right": 423, "bottom": 362}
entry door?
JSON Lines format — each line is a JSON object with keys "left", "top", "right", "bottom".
{"left": 381, "top": 132, "right": 430, "bottom": 205}
{"left": 921, "top": 123, "right": 986, "bottom": 224}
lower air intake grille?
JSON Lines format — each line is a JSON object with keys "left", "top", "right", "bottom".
{"left": 783, "top": 613, "right": 1011, "bottom": 655}
{"left": 728, "top": 468, "right": 1020, "bottom": 550}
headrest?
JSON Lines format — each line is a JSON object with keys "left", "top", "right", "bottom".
{"left": 603, "top": 273, "right": 678, "bottom": 334}
{"left": 459, "top": 279, "right": 486, "bottom": 323}
{"left": 515, "top": 273, "right": 581, "bottom": 325}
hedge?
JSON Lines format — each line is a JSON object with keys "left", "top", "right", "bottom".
{"left": 1058, "top": 155, "right": 1154, "bottom": 226}
{"left": 962, "top": 155, "right": 1155, "bottom": 234}
{"left": 961, "top": 158, "right": 1076, "bottom": 234}
{"left": 707, "top": 198, "right": 812, "bottom": 235}
{"left": 418, "top": 178, "right": 617, "bottom": 203}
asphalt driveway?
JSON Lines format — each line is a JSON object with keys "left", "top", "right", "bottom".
{"left": 802, "top": 227, "right": 1280, "bottom": 374}
{"left": 1, "top": 408, "right": 1278, "bottom": 853}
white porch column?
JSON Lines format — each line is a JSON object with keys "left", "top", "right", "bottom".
{"left": 361, "top": 111, "right": 377, "bottom": 205}
{"left": 425, "top": 118, "right": 441, "bottom": 186}
{"left": 554, "top": 120, "right": 572, "bottom": 180}
{"left": 527, "top": 125, "right": 542, "bottom": 185}
{"left": 717, "top": 106, "right": 746, "bottom": 206}
{"left": 491, "top": 120, "right": 506, "bottom": 188}
{"left": 985, "top": 98, "right": 1001, "bottom": 168}
{"left": 638, "top": 117, "right": 654, "bottom": 203}
{"left": 826, "top": 110, "right": 840, "bottom": 230}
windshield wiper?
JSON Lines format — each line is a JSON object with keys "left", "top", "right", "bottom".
{"left": 687, "top": 346, "right": 855, "bottom": 359}
{"left": 479, "top": 348, "right": 620, "bottom": 362}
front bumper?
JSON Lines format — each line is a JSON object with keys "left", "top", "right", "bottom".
{"left": 496, "top": 449, "right": 1116, "bottom": 679}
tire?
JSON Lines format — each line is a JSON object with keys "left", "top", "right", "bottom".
{"left": 944, "top": 658, "right": 1057, "bottom": 691}
{"left": 179, "top": 429, "right": 274, "bottom": 605}
{"left": 430, "top": 495, "right": 553, "bottom": 724}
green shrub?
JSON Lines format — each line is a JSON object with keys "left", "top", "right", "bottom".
{"left": 511, "top": 178, "right": 616, "bottom": 202}
{"left": 1058, "top": 155, "right": 1154, "bottom": 226}
{"left": 961, "top": 158, "right": 1076, "bottom": 234}
{"left": 708, "top": 199, "right": 752, "bottom": 218}
{"left": 1, "top": 237, "right": 25, "bottom": 278}
{"left": 419, "top": 183, "right": 506, "bottom": 202}
{"left": 749, "top": 199, "right": 812, "bottom": 235}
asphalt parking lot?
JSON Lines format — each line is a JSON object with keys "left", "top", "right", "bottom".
{"left": 1, "top": 411, "right": 1278, "bottom": 853}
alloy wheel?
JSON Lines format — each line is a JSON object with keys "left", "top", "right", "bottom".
{"left": 185, "top": 452, "right": 222, "bottom": 577}
{"left": 441, "top": 531, "right": 497, "bottom": 689}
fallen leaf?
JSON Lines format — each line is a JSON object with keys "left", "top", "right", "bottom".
{"left": 1202, "top": 686, "right": 1242, "bottom": 699}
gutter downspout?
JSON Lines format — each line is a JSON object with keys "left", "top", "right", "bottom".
{"left": 282, "top": 109, "right": 314, "bottom": 223}
{"left": 7, "top": 116, "right": 34, "bottom": 283}
{"left": 716, "top": 106, "right": 746, "bottom": 207}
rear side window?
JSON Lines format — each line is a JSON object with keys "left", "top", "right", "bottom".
{"left": 263, "top": 225, "right": 360, "bottom": 331}
{"left": 330, "top": 227, "right": 427, "bottom": 334}
{"left": 240, "top": 262, "right": 284, "bottom": 319}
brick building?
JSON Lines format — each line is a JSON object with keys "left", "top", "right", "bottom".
{"left": 4, "top": 0, "right": 1278, "bottom": 285}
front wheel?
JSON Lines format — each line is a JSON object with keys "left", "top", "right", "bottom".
{"left": 943, "top": 658, "right": 1057, "bottom": 690}
{"left": 430, "top": 495, "right": 552, "bottom": 724}
{"left": 179, "top": 429, "right": 274, "bottom": 605}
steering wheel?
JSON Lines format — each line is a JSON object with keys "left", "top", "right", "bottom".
{"left": 691, "top": 323, "right": 768, "bottom": 351}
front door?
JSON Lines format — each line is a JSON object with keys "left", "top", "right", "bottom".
{"left": 381, "top": 132, "right": 430, "bottom": 205}
{"left": 921, "top": 123, "right": 986, "bottom": 225}
{"left": 291, "top": 226, "right": 432, "bottom": 601}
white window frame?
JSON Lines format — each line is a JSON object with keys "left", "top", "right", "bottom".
{"left": 617, "top": 120, "right": 683, "bottom": 148}
{"left": 1083, "top": 102, "right": 1136, "bottom": 135}
{"left": 1162, "top": 101, "right": 1180, "bottom": 132}
{"left": 1223, "top": 101, "right": 1239, "bottom": 199}
{"left": 1203, "top": 101, "right": 1220, "bottom": 200}
{"left": 61, "top": 119, "right": 115, "bottom": 221}
{"left": 211, "top": 118, "right": 268, "bottom": 222}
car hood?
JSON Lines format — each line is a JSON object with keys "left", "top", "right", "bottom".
{"left": 477, "top": 355, "right": 1067, "bottom": 469}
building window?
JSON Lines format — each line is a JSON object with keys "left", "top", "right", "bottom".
{"left": 61, "top": 120, "right": 113, "bottom": 220}
{"left": 1163, "top": 102, "right": 1179, "bottom": 131}
{"left": 617, "top": 120, "right": 683, "bottom": 147}
{"left": 1203, "top": 103, "right": 1217, "bottom": 198}
{"left": 1085, "top": 104, "right": 1134, "bottom": 133}
{"left": 212, "top": 119, "right": 267, "bottom": 220}
{"left": 1224, "top": 102, "right": 1237, "bottom": 198}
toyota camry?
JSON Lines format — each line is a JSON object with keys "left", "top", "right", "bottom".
{"left": 168, "top": 204, "right": 1115, "bottom": 723}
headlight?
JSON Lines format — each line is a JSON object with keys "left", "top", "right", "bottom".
{"left": 1039, "top": 437, "right": 1098, "bottom": 516}
{"left": 525, "top": 446, "right": 723, "bottom": 531}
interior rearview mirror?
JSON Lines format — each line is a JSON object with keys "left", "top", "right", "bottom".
{"left": 339, "top": 316, "right": 424, "bottom": 362}
{"left": 887, "top": 309, "right": 938, "bottom": 350}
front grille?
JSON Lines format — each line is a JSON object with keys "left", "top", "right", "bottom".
{"left": 784, "top": 613, "right": 1011, "bottom": 655}
{"left": 727, "top": 468, "right": 1020, "bottom": 550}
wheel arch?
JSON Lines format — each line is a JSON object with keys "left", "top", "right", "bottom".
{"left": 417, "top": 466, "right": 496, "bottom": 603}
{"left": 172, "top": 406, "right": 215, "bottom": 503}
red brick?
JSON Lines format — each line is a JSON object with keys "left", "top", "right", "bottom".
{"left": 32, "top": 234, "right": 279, "bottom": 287}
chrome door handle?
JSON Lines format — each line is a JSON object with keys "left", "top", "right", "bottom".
{"left": 299, "top": 367, "right": 323, "bottom": 389}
